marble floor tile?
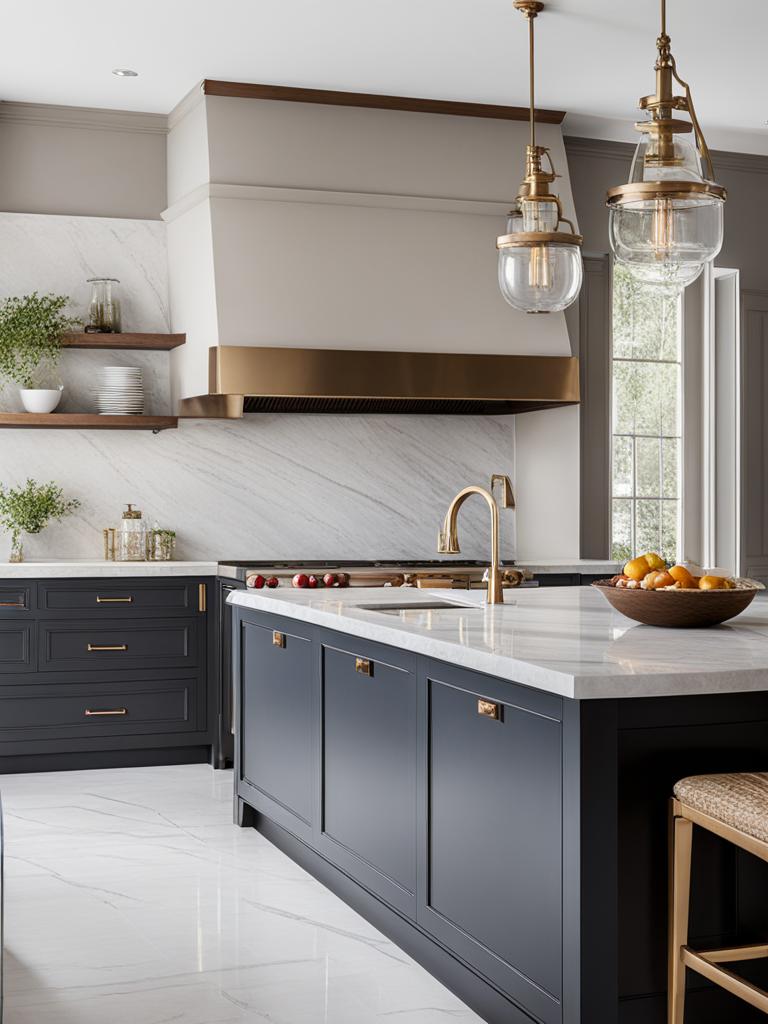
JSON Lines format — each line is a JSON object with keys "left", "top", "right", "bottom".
{"left": 0, "top": 765, "right": 482, "bottom": 1024}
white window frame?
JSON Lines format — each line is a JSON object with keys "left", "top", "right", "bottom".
{"left": 609, "top": 263, "right": 683, "bottom": 563}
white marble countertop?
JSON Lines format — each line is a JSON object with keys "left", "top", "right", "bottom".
{"left": 230, "top": 585, "right": 768, "bottom": 701}
{"left": 0, "top": 559, "right": 218, "bottom": 578}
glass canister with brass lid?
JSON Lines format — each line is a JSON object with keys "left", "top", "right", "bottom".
{"left": 116, "top": 503, "right": 146, "bottom": 561}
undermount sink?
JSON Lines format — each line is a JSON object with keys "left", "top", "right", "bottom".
{"left": 356, "top": 600, "right": 478, "bottom": 614}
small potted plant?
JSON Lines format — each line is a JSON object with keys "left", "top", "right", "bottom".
{"left": 0, "top": 293, "right": 80, "bottom": 413}
{"left": 0, "top": 479, "right": 81, "bottom": 563}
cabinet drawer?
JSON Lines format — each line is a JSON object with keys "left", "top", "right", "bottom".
{"left": 38, "top": 580, "right": 203, "bottom": 617}
{"left": 39, "top": 619, "right": 198, "bottom": 672}
{"left": 0, "top": 678, "right": 197, "bottom": 740}
{"left": 0, "top": 621, "right": 35, "bottom": 674}
{"left": 0, "top": 585, "right": 33, "bottom": 617}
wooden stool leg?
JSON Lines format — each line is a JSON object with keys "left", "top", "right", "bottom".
{"left": 669, "top": 810, "right": 693, "bottom": 1024}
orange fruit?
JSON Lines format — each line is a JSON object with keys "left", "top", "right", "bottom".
{"left": 669, "top": 565, "right": 696, "bottom": 588}
{"left": 624, "top": 556, "right": 653, "bottom": 581}
{"left": 652, "top": 571, "right": 675, "bottom": 589}
{"left": 644, "top": 552, "right": 666, "bottom": 571}
{"left": 699, "top": 575, "right": 727, "bottom": 590}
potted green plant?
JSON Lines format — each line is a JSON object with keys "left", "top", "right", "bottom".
{"left": 0, "top": 479, "right": 81, "bottom": 563}
{"left": 0, "top": 293, "right": 80, "bottom": 413}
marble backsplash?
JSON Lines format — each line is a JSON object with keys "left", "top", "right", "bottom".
{"left": 1, "top": 415, "right": 516, "bottom": 562}
{"left": 0, "top": 211, "right": 516, "bottom": 562}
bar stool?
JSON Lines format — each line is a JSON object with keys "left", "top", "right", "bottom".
{"left": 669, "top": 772, "right": 768, "bottom": 1022}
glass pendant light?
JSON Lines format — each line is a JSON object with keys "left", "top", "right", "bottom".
{"left": 607, "top": 0, "right": 726, "bottom": 291}
{"left": 497, "top": 1, "right": 583, "bottom": 314}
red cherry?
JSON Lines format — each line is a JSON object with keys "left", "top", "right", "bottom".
{"left": 265, "top": 577, "right": 279, "bottom": 588}
{"left": 336, "top": 573, "right": 350, "bottom": 587}
{"left": 323, "top": 573, "right": 337, "bottom": 587}
{"left": 248, "top": 574, "right": 266, "bottom": 589}
{"left": 307, "top": 575, "right": 320, "bottom": 588}
{"left": 292, "top": 573, "right": 309, "bottom": 588}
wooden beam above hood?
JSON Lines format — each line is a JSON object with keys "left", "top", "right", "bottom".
{"left": 202, "top": 80, "right": 566, "bottom": 124}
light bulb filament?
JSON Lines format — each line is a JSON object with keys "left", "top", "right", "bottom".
{"left": 529, "top": 245, "right": 553, "bottom": 289}
{"left": 652, "top": 198, "right": 675, "bottom": 258}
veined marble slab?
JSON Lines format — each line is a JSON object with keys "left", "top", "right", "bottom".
{"left": 230, "top": 585, "right": 768, "bottom": 701}
{"left": 1, "top": 765, "right": 481, "bottom": 1024}
{"left": 0, "top": 559, "right": 217, "bottom": 577}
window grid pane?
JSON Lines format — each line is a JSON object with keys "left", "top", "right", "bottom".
{"left": 610, "top": 264, "right": 681, "bottom": 564}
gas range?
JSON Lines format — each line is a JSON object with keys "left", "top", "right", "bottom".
{"left": 217, "top": 560, "right": 529, "bottom": 591}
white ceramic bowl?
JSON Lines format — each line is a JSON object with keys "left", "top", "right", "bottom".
{"left": 19, "top": 387, "right": 63, "bottom": 414}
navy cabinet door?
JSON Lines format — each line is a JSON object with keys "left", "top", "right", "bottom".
{"left": 318, "top": 638, "right": 417, "bottom": 917}
{"left": 419, "top": 661, "right": 564, "bottom": 1024}
{"left": 239, "top": 618, "right": 315, "bottom": 843}
{"left": 0, "top": 622, "right": 35, "bottom": 675}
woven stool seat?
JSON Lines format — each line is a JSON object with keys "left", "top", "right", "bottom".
{"left": 674, "top": 771, "right": 768, "bottom": 844}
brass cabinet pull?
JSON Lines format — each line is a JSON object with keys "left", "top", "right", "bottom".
{"left": 477, "top": 699, "right": 501, "bottom": 721}
{"left": 87, "top": 644, "right": 128, "bottom": 652}
{"left": 272, "top": 631, "right": 286, "bottom": 648}
{"left": 85, "top": 708, "right": 128, "bottom": 717}
{"left": 198, "top": 583, "right": 207, "bottom": 613}
{"left": 355, "top": 657, "right": 373, "bottom": 677}
{"left": 0, "top": 601, "right": 24, "bottom": 608}
{"left": 96, "top": 596, "right": 133, "bottom": 604}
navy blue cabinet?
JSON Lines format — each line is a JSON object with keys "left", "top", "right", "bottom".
{"left": 318, "top": 638, "right": 417, "bottom": 916}
{"left": 0, "top": 576, "right": 215, "bottom": 773}
{"left": 234, "top": 606, "right": 572, "bottom": 1024}
{"left": 239, "top": 616, "right": 316, "bottom": 843}
{"left": 419, "top": 661, "right": 563, "bottom": 1024}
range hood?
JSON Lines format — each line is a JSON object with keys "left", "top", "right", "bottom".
{"left": 166, "top": 82, "right": 582, "bottom": 417}
{"left": 178, "top": 347, "right": 579, "bottom": 417}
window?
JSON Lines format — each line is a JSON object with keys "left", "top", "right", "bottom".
{"left": 610, "top": 264, "right": 682, "bottom": 563}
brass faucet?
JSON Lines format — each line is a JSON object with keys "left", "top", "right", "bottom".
{"left": 437, "top": 475, "right": 514, "bottom": 605}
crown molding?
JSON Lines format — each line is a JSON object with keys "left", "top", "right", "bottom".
{"left": 0, "top": 100, "right": 167, "bottom": 135}
{"left": 162, "top": 181, "right": 510, "bottom": 224}
{"left": 167, "top": 83, "right": 206, "bottom": 132}
{"left": 565, "top": 134, "right": 768, "bottom": 178}
{"left": 564, "top": 136, "right": 634, "bottom": 163}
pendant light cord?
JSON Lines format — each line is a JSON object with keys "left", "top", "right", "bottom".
{"left": 528, "top": 12, "right": 536, "bottom": 150}
{"left": 660, "top": 0, "right": 666, "bottom": 38}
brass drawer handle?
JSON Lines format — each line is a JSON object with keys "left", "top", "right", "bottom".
{"left": 355, "top": 657, "right": 373, "bottom": 677}
{"left": 477, "top": 699, "right": 501, "bottom": 721}
{"left": 85, "top": 708, "right": 128, "bottom": 717}
{"left": 272, "top": 631, "right": 286, "bottom": 648}
{"left": 87, "top": 644, "right": 128, "bottom": 652}
{"left": 96, "top": 596, "right": 133, "bottom": 604}
{"left": 0, "top": 601, "right": 24, "bottom": 608}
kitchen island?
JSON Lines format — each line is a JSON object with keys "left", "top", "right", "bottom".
{"left": 230, "top": 584, "right": 768, "bottom": 1024}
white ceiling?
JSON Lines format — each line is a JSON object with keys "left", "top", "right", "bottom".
{"left": 4, "top": 0, "right": 767, "bottom": 153}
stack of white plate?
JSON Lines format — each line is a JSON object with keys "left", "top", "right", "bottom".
{"left": 95, "top": 366, "right": 144, "bottom": 415}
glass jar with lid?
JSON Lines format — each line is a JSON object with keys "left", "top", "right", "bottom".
{"left": 116, "top": 504, "right": 146, "bottom": 561}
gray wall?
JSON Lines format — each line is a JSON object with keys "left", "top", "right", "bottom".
{"left": 0, "top": 102, "right": 167, "bottom": 220}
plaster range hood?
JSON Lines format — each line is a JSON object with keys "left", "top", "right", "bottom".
{"left": 177, "top": 346, "right": 580, "bottom": 417}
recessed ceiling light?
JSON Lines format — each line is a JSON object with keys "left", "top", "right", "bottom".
{"left": 112, "top": 68, "right": 138, "bottom": 78}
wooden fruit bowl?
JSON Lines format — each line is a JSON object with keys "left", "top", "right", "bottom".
{"left": 591, "top": 578, "right": 764, "bottom": 628}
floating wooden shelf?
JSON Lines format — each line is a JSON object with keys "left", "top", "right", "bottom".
{"left": 0, "top": 413, "right": 178, "bottom": 432}
{"left": 62, "top": 333, "right": 186, "bottom": 350}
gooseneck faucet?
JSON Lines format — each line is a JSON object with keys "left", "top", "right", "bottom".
{"left": 437, "top": 476, "right": 514, "bottom": 605}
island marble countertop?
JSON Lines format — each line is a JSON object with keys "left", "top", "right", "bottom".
{"left": 0, "top": 559, "right": 218, "bottom": 578}
{"left": 230, "top": 584, "right": 768, "bottom": 700}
